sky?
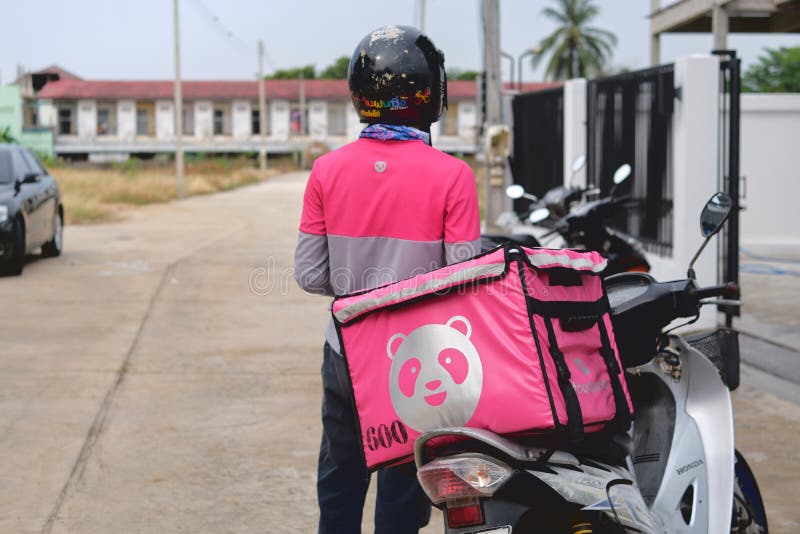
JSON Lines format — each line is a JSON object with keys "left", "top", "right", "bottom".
{"left": 1, "top": 0, "right": 799, "bottom": 84}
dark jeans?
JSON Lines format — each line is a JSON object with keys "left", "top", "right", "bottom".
{"left": 318, "top": 342, "right": 431, "bottom": 534}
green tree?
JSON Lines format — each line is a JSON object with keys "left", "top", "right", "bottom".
{"left": 531, "top": 0, "right": 617, "bottom": 81}
{"left": 319, "top": 56, "right": 350, "bottom": 79}
{"left": 743, "top": 47, "right": 800, "bottom": 93}
{"left": 448, "top": 69, "right": 480, "bottom": 81}
{"left": 0, "top": 126, "right": 15, "bottom": 143}
{"left": 266, "top": 65, "right": 316, "bottom": 80}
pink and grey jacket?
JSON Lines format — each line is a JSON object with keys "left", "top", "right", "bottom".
{"left": 294, "top": 137, "right": 481, "bottom": 352}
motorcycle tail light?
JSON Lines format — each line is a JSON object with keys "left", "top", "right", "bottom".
{"left": 446, "top": 498, "right": 484, "bottom": 528}
{"left": 417, "top": 456, "right": 512, "bottom": 505}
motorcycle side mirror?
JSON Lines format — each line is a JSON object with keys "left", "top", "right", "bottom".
{"left": 571, "top": 155, "right": 586, "bottom": 174}
{"left": 700, "top": 192, "right": 732, "bottom": 237}
{"left": 528, "top": 208, "right": 550, "bottom": 224}
{"left": 506, "top": 184, "right": 525, "bottom": 200}
{"left": 687, "top": 192, "right": 733, "bottom": 279}
{"left": 506, "top": 184, "right": 538, "bottom": 202}
{"left": 613, "top": 164, "right": 631, "bottom": 185}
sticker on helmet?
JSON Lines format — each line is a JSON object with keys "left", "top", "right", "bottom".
{"left": 369, "top": 25, "right": 404, "bottom": 45}
{"left": 415, "top": 88, "right": 431, "bottom": 105}
{"left": 374, "top": 161, "right": 387, "bottom": 173}
{"left": 361, "top": 96, "right": 409, "bottom": 111}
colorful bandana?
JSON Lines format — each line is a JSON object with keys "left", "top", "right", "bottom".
{"left": 359, "top": 124, "right": 431, "bottom": 145}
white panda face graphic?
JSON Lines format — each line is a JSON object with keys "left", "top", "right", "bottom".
{"left": 386, "top": 316, "right": 483, "bottom": 432}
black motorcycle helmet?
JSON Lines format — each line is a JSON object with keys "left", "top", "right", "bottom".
{"left": 348, "top": 25, "right": 447, "bottom": 126}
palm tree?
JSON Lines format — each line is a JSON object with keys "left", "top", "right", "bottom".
{"left": 532, "top": 0, "right": 617, "bottom": 80}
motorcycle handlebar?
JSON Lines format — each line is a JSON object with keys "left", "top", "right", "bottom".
{"left": 690, "top": 282, "right": 740, "bottom": 302}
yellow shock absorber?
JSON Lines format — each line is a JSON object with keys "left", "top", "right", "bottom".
{"left": 570, "top": 520, "right": 594, "bottom": 534}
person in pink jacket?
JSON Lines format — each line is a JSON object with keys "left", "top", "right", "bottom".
{"left": 294, "top": 25, "right": 480, "bottom": 533}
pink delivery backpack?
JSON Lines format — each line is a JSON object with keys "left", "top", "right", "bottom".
{"left": 331, "top": 245, "right": 633, "bottom": 470}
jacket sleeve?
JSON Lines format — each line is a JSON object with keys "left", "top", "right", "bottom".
{"left": 443, "top": 162, "right": 481, "bottom": 265}
{"left": 294, "top": 172, "right": 334, "bottom": 296}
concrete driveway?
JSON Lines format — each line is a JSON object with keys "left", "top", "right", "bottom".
{"left": 0, "top": 171, "right": 797, "bottom": 532}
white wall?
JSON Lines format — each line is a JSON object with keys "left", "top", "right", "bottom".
{"left": 77, "top": 100, "right": 96, "bottom": 139}
{"left": 309, "top": 100, "right": 328, "bottom": 140}
{"left": 647, "top": 55, "right": 721, "bottom": 329}
{"left": 271, "top": 100, "right": 289, "bottom": 141}
{"left": 37, "top": 100, "right": 56, "bottom": 128}
{"left": 155, "top": 100, "right": 174, "bottom": 139}
{"left": 117, "top": 100, "right": 136, "bottom": 140}
{"left": 563, "top": 79, "right": 587, "bottom": 188}
{"left": 457, "top": 101, "right": 478, "bottom": 139}
{"left": 232, "top": 100, "right": 251, "bottom": 140}
{"left": 194, "top": 100, "right": 213, "bottom": 139}
{"left": 740, "top": 93, "right": 800, "bottom": 252}
{"left": 430, "top": 121, "right": 440, "bottom": 143}
{"left": 346, "top": 105, "right": 361, "bottom": 141}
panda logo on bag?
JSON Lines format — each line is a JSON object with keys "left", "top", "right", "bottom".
{"left": 386, "top": 316, "right": 483, "bottom": 432}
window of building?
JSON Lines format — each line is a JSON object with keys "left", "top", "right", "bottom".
{"left": 213, "top": 104, "right": 232, "bottom": 136}
{"left": 290, "top": 105, "right": 307, "bottom": 137}
{"left": 23, "top": 103, "right": 38, "bottom": 129}
{"left": 136, "top": 109, "right": 148, "bottom": 136}
{"left": 251, "top": 106, "right": 271, "bottom": 136}
{"left": 96, "top": 103, "right": 116, "bottom": 136}
{"left": 182, "top": 104, "right": 194, "bottom": 135}
{"left": 213, "top": 109, "right": 224, "bottom": 135}
{"left": 327, "top": 103, "right": 347, "bottom": 136}
{"left": 57, "top": 105, "right": 75, "bottom": 135}
{"left": 136, "top": 102, "right": 155, "bottom": 136}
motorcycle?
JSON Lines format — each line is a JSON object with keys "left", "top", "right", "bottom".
{"left": 481, "top": 156, "right": 591, "bottom": 252}
{"left": 415, "top": 192, "right": 768, "bottom": 533}
{"left": 484, "top": 159, "right": 650, "bottom": 275}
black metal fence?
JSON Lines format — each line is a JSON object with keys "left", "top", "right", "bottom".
{"left": 510, "top": 86, "right": 564, "bottom": 211}
{"left": 586, "top": 65, "right": 675, "bottom": 256}
{"left": 714, "top": 50, "right": 742, "bottom": 325}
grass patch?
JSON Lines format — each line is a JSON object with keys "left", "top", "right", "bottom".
{"left": 53, "top": 158, "right": 287, "bottom": 225}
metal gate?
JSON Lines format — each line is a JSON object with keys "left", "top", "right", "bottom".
{"left": 714, "top": 50, "right": 742, "bottom": 326}
{"left": 510, "top": 86, "right": 564, "bottom": 211}
{"left": 586, "top": 65, "right": 675, "bottom": 257}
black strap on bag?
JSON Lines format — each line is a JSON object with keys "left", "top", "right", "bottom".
{"left": 596, "top": 317, "right": 632, "bottom": 432}
{"left": 542, "top": 315, "right": 584, "bottom": 444}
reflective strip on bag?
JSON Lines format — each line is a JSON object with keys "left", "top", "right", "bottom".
{"left": 334, "top": 261, "right": 507, "bottom": 323}
{"left": 527, "top": 252, "right": 607, "bottom": 273}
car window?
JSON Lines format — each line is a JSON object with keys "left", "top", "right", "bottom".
{"left": 0, "top": 152, "right": 12, "bottom": 184}
{"left": 10, "top": 149, "right": 33, "bottom": 179}
{"left": 21, "top": 149, "right": 45, "bottom": 175}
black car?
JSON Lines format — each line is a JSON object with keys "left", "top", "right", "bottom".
{"left": 0, "top": 144, "right": 63, "bottom": 275}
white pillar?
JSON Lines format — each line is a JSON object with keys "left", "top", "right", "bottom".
{"left": 77, "top": 100, "right": 96, "bottom": 139}
{"left": 232, "top": 100, "right": 251, "bottom": 140}
{"left": 712, "top": 4, "right": 729, "bottom": 51}
{"left": 650, "top": 0, "right": 661, "bottom": 65}
{"left": 308, "top": 100, "right": 328, "bottom": 140}
{"left": 156, "top": 100, "right": 174, "bottom": 139}
{"left": 271, "top": 100, "right": 290, "bottom": 141}
{"left": 563, "top": 79, "right": 587, "bottom": 188}
{"left": 194, "top": 100, "right": 213, "bottom": 139}
{"left": 650, "top": 55, "right": 721, "bottom": 327}
{"left": 117, "top": 100, "right": 136, "bottom": 140}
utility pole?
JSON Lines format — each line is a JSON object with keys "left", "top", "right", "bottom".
{"left": 419, "top": 0, "right": 426, "bottom": 32}
{"left": 482, "top": 0, "right": 504, "bottom": 228}
{"left": 258, "top": 40, "right": 267, "bottom": 174}
{"left": 173, "top": 0, "right": 184, "bottom": 199}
